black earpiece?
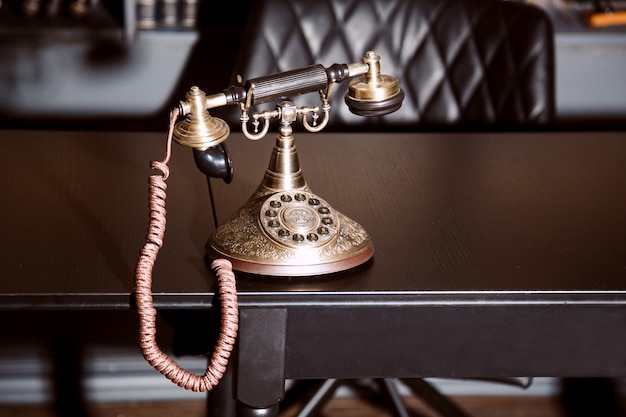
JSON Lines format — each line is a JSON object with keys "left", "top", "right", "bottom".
{"left": 193, "top": 143, "right": 233, "bottom": 184}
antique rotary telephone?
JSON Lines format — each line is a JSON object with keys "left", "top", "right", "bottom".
{"left": 175, "top": 50, "right": 403, "bottom": 276}
{"left": 135, "top": 51, "right": 403, "bottom": 390}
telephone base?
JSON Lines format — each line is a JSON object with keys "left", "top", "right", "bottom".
{"left": 206, "top": 243, "right": 374, "bottom": 277}
{"left": 206, "top": 188, "right": 374, "bottom": 277}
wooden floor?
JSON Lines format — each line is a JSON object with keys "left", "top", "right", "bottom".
{"left": 0, "top": 396, "right": 571, "bottom": 417}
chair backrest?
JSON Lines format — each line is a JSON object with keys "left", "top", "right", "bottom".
{"left": 231, "top": 0, "right": 555, "bottom": 131}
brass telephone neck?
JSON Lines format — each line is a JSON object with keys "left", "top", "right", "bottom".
{"left": 261, "top": 122, "right": 306, "bottom": 191}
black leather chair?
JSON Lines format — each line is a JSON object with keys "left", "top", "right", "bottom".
{"left": 230, "top": 0, "right": 555, "bottom": 131}
{"left": 230, "top": 0, "right": 554, "bottom": 415}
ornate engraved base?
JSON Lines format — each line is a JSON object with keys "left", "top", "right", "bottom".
{"left": 207, "top": 185, "right": 374, "bottom": 277}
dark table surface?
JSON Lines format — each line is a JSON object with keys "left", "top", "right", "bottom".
{"left": 1, "top": 129, "right": 626, "bottom": 413}
{"left": 1, "top": 129, "right": 625, "bottom": 307}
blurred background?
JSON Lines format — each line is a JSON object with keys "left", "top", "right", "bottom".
{"left": 0, "top": 0, "right": 625, "bottom": 414}
{"left": 0, "top": 0, "right": 625, "bottom": 131}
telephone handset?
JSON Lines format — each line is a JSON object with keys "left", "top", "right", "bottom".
{"left": 135, "top": 51, "right": 403, "bottom": 390}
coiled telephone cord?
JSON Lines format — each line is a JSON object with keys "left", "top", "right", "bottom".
{"left": 134, "top": 108, "right": 239, "bottom": 392}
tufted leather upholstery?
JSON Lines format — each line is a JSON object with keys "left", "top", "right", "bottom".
{"left": 232, "top": 0, "right": 555, "bottom": 131}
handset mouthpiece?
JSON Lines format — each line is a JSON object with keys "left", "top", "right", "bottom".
{"left": 344, "top": 51, "right": 404, "bottom": 116}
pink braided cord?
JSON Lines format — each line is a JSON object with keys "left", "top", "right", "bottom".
{"left": 134, "top": 108, "right": 238, "bottom": 392}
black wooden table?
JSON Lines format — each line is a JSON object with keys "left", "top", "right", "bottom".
{"left": 1, "top": 129, "right": 625, "bottom": 416}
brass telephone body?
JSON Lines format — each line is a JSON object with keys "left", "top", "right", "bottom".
{"left": 173, "top": 51, "right": 403, "bottom": 277}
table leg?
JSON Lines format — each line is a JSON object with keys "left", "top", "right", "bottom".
{"left": 207, "top": 360, "right": 236, "bottom": 417}
{"left": 236, "top": 403, "right": 280, "bottom": 417}
{"left": 235, "top": 308, "right": 287, "bottom": 417}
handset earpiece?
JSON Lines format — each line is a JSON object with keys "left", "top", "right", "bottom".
{"left": 193, "top": 144, "right": 233, "bottom": 184}
{"left": 173, "top": 86, "right": 233, "bottom": 183}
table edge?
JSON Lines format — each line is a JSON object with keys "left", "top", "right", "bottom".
{"left": 3, "top": 290, "right": 626, "bottom": 310}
